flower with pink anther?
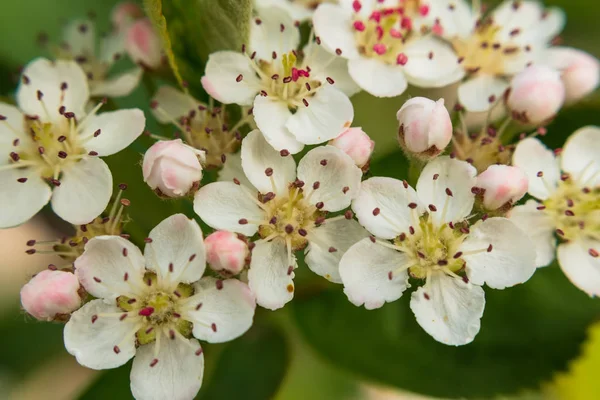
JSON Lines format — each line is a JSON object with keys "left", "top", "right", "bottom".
{"left": 312, "top": 0, "right": 464, "bottom": 97}
{"left": 20, "top": 270, "right": 82, "bottom": 321}
{"left": 475, "top": 165, "right": 528, "bottom": 210}
{"left": 125, "top": 19, "right": 163, "bottom": 70}
{"left": 543, "top": 47, "right": 600, "bottom": 103}
{"left": 64, "top": 214, "right": 255, "bottom": 400}
{"left": 205, "top": 231, "right": 250, "bottom": 275}
{"left": 143, "top": 139, "right": 205, "bottom": 198}
{"left": 201, "top": 7, "right": 358, "bottom": 154}
{"left": 0, "top": 58, "right": 145, "bottom": 228}
{"left": 194, "top": 130, "right": 368, "bottom": 310}
{"left": 339, "top": 156, "right": 536, "bottom": 345}
{"left": 506, "top": 65, "right": 565, "bottom": 125}
{"left": 328, "top": 127, "right": 374, "bottom": 169}
{"left": 396, "top": 97, "right": 452, "bottom": 160}
{"left": 508, "top": 127, "right": 600, "bottom": 296}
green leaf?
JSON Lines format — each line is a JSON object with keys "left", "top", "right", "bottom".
{"left": 291, "top": 265, "right": 600, "bottom": 399}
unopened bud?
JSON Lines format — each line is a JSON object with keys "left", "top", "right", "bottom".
{"left": 20, "top": 270, "right": 82, "bottom": 321}
{"left": 546, "top": 47, "right": 600, "bottom": 103}
{"left": 507, "top": 65, "right": 565, "bottom": 125}
{"left": 328, "top": 127, "right": 374, "bottom": 169}
{"left": 205, "top": 231, "right": 249, "bottom": 275}
{"left": 112, "top": 2, "right": 144, "bottom": 30}
{"left": 475, "top": 165, "right": 528, "bottom": 210}
{"left": 396, "top": 97, "right": 452, "bottom": 160}
{"left": 143, "top": 139, "right": 204, "bottom": 197}
{"left": 125, "top": 19, "right": 162, "bottom": 69}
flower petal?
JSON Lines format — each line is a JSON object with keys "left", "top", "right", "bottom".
{"left": 241, "top": 129, "right": 297, "bottom": 196}
{"left": 218, "top": 151, "right": 254, "bottom": 189}
{"left": 352, "top": 177, "right": 422, "bottom": 239}
{"left": 0, "top": 103, "right": 26, "bottom": 165}
{"left": 561, "top": 126, "right": 600, "bottom": 186}
{"left": 51, "top": 157, "right": 112, "bottom": 225}
{"left": 182, "top": 277, "right": 255, "bottom": 343}
{"left": 508, "top": 200, "right": 557, "bottom": 267}
{"left": 426, "top": 0, "right": 476, "bottom": 39}
{"left": 250, "top": 6, "right": 300, "bottom": 61}
{"left": 193, "top": 181, "right": 265, "bottom": 236}
{"left": 201, "top": 51, "right": 261, "bottom": 106}
{"left": 410, "top": 272, "right": 485, "bottom": 346}
{"left": 305, "top": 218, "right": 369, "bottom": 283}
{"left": 403, "top": 36, "right": 465, "bottom": 88}
{"left": 248, "top": 239, "right": 295, "bottom": 310}
{"left": 457, "top": 74, "right": 509, "bottom": 112}
{"left": 253, "top": 94, "right": 305, "bottom": 154}
{"left": 339, "top": 237, "right": 411, "bottom": 310}
{"left": 99, "top": 30, "right": 126, "bottom": 64}
{"left": 80, "top": 109, "right": 145, "bottom": 156}
{"left": 286, "top": 85, "right": 354, "bottom": 145}
{"left": 64, "top": 299, "right": 137, "bottom": 369}
{"left": 89, "top": 68, "right": 143, "bottom": 98}
{"left": 461, "top": 217, "right": 537, "bottom": 289}
{"left": 312, "top": 4, "right": 359, "bottom": 59}
{"left": 558, "top": 239, "right": 600, "bottom": 297}
{"left": 0, "top": 168, "right": 51, "bottom": 228}
{"left": 348, "top": 57, "right": 407, "bottom": 98}
{"left": 75, "top": 235, "right": 145, "bottom": 300}
{"left": 62, "top": 19, "right": 96, "bottom": 57}
{"left": 151, "top": 85, "right": 203, "bottom": 123}
{"left": 416, "top": 156, "right": 477, "bottom": 226}
{"left": 130, "top": 336, "right": 204, "bottom": 400}
{"left": 297, "top": 145, "right": 362, "bottom": 212}
{"left": 304, "top": 43, "right": 360, "bottom": 97}
{"left": 512, "top": 137, "right": 560, "bottom": 200}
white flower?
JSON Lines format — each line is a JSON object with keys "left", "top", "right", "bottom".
{"left": 435, "top": 0, "right": 565, "bottom": 112}
{"left": 201, "top": 6, "right": 358, "bottom": 154}
{"left": 340, "top": 156, "right": 536, "bottom": 345}
{"left": 0, "top": 58, "right": 145, "bottom": 228}
{"left": 194, "top": 130, "right": 367, "bottom": 310}
{"left": 59, "top": 19, "right": 143, "bottom": 97}
{"left": 508, "top": 127, "right": 600, "bottom": 296}
{"left": 312, "top": 0, "right": 464, "bottom": 98}
{"left": 65, "top": 214, "right": 256, "bottom": 400}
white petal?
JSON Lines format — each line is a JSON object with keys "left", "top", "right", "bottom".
{"left": 304, "top": 43, "right": 360, "bottom": 97}
{"left": 80, "top": 109, "right": 145, "bottom": 156}
{"left": 339, "top": 238, "right": 411, "bottom": 310}
{"left": 403, "top": 36, "right": 465, "bottom": 88}
{"left": 193, "top": 182, "right": 265, "bottom": 236}
{"left": 508, "top": 200, "right": 557, "bottom": 267}
{"left": 0, "top": 103, "right": 26, "bottom": 165}
{"left": 253, "top": 95, "right": 305, "bottom": 154}
{"left": 182, "top": 277, "right": 255, "bottom": 343}
{"left": 457, "top": 75, "right": 509, "bottom": 112}
{"left": 0, "top": 168, "right": 51, "bottom": 228}
{"left": 89, "top": 68, "right": 143, "bottom": 98}
{"left": 130, "top": 336, "right": 204, "bottom": 400}
{"left": 151, "top": 86, "right": 203, "bottom": 123}
{"left": 17, "top": 58, "right": 89, "bottom": 122}
{"left": 144, "top": 214, "right": 206, "bottom": 285}
{"left": 416, "top": 156, "right": 477, "bottom": 225}
{"left": 217, "top": 151, "right": 254, "bottom": 189}
{"left": 241, "top": 129, "right": 296, "bottom": 196}
{"left": 410, "top": 272, "right": 485, "bottom": 346}
{"left": 348, "top": 57, "right": 407, "bottom": 98}
{"left": 352, "top": 177, "right": 423, "bottom": 239}
{"left": 426, "top": 0, "right": 476, "bottom": 39}
{"left": 250, "top": 7, "right": 300, "bottom": 61}
{"left": 286, "top": 85, "right": 354, "bottom": 145}
{"left": 312, "top": 4, "right": 359, "bottom": 59}
{"left": 493, "top": 2, "right": 564, "bottom": 44}
{"left": 561, "top": 126, "right": 600, "bottom": 186}
{"left": 51, "top": 157, "right": 112, "bottom": 225}
{"left": 201, "top": 51, "right": 261, "bottom": 106}
{"left": 558, "top": 239, "right": 600, "bottom": 297}
{"left": 248, "top": 240, "right": 295, "bottom": 310}
{"left": 461, "top": 217, "right": 537, "bottom": 289}
{"left": 62, "top": 19, "right": 96, "bottom": 56}
{"left": 255, "top": 0, "right": 313, "bottom": 21}
{"left": 99, "top": 30, "right": 126, "bottom": 64}
{"left": 75, "top": 235, "right": 145, "bottom": 300}
{"left": 305, "top": 218, "right": 369, "bottom": 283}
{"left": 297, "top": 145, "right": 362, "bottom": 212}
{"left": 512, "top": 137, "right": 559, "bottom": 200}
{"left": 64, "top": 299, "right": 137, "bottom": 369}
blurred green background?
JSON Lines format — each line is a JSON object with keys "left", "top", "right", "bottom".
{"left": 0, "top": 0, "right": 599, "bottom": 399}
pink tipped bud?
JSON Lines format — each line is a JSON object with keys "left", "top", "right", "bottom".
{"left": 548, "top": 47, "right": 600, "bottom": 103}
{"left": 142, "top": 139, "right": 204, "bottom": 198}
{"left": 328, "top": 127, "right": 375, "bottom": 168}
{"left": 112, "top": 2, "right": 144, "bottom": 30}
{"left": 476, "top": 165, "right": 529, "bottom": 210}
{"left": 20, "top": 270, "right": 82, "bottom": 321}
{"left": 396, "top": 97, "right": 452, "bottom": 160}
{"left": 507, "top": 65, "right": 565, "bottom": 125}
{"left": 205, "top": 231, "right": 249, "bottom": 275}
{"left": 125, "top": 19, "right": 162, "bottom": 69}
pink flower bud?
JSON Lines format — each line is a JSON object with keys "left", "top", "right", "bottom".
{"left": 552, "top": 48, "right": 600, "bottom": 103}
{"left": 507, "top": 65, "right": 565, "bottom": 125}
{"left": 328, "top": 127, "right": 375, "bottom": 168}
{"left": 125, "top": 19, "right": 162, "bottom": 69}
{"left": 205, "top": 231, "right": 249, "bottom": 275}
{"left": 143, "top": 139, "right": 204, "bottom": 197}
{"left": 112, "top": 2, "right": 144, "bottom": 30}
{"left": 396, "top": 97, "right": 452, "bottom": 159}
{"left": 20, "top": 270, "right": 82, "bottom": 321}
{"left": 475, "top": 165, "right": 528, "bottom": 210}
